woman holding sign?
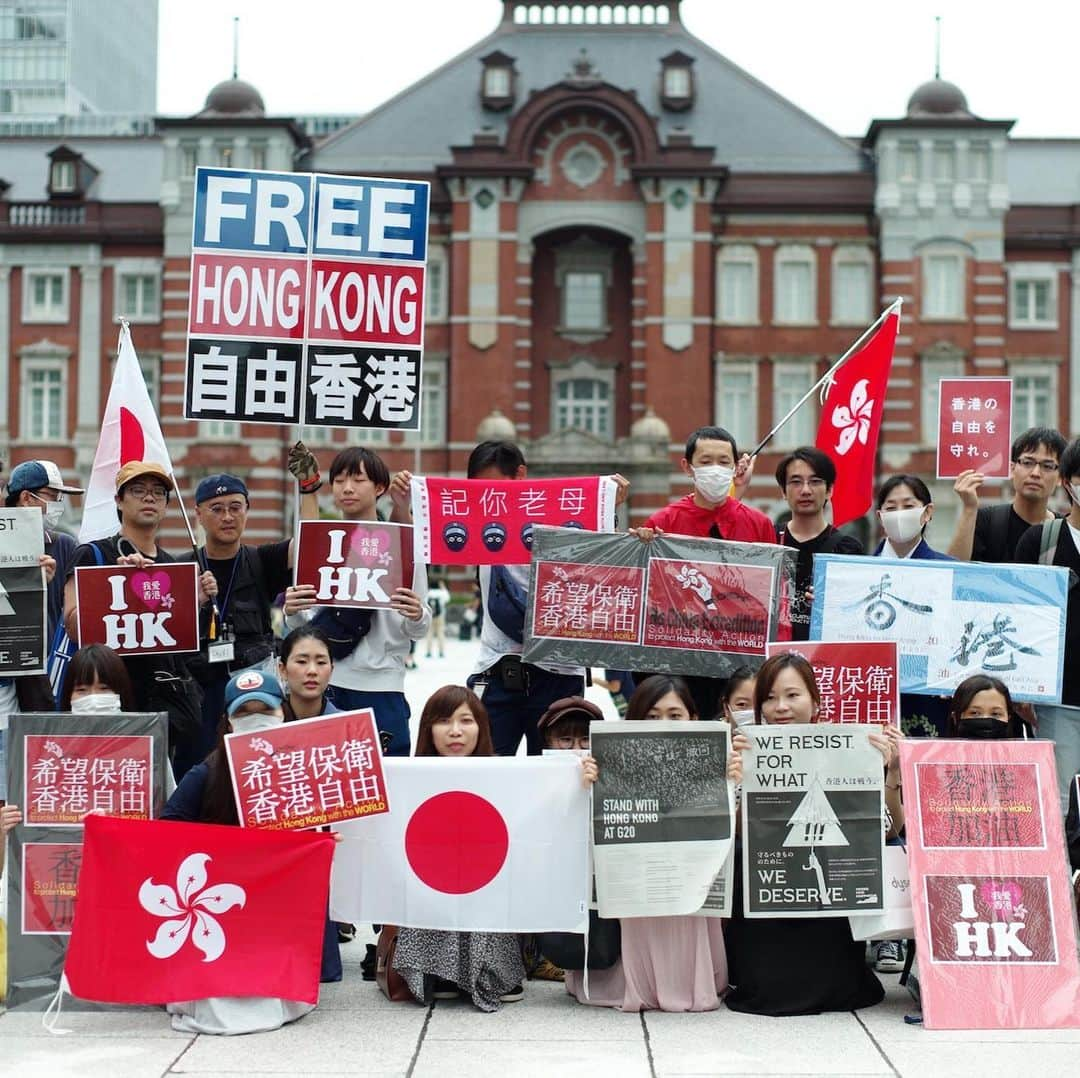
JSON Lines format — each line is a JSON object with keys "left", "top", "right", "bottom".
{"left": 392, "top": 685, "right": 527, "bottom": 1011}
{"left": 725, "top": 654, "right": 900, "bottom": 1016}
{"left": 567, "top": 675, "right": 734, "bottom": 1013}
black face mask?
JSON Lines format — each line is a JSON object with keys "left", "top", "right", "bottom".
{"left": 959, "top": 717, "right": 1010, "bottom": 740}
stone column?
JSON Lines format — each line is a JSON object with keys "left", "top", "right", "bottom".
{"left": 75, "top": 263, "right": 102, "bottom": 470}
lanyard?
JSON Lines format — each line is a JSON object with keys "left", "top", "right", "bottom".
{"left": 216, "top": 552, "right": 242, "bottom": 624}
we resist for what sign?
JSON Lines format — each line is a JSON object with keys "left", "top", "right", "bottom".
{"left": 293, "top": 521, "right": 407, "bottom": 609}
{"left": 74, "top": 562, "right": 200, "bottom": 655}
{"left": 185, "top": 168, "right": 429, "bottom": 431}
{"left": 741, "top": 724, "right": 886, "bottom": 918}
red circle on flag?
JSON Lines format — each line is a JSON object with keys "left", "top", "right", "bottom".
{"left": 404, "top": 791, "right": 509, "bottom": 895}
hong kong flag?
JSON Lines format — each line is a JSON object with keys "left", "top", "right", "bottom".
{"left": 814, "top": 308, "right": 900, "bottom": 527}
{"left": 331, "top": 758, "right": 589, "bottom": 933}
{"left": 64, "top": 815, "right": 334, "bottom": 1005}
{"left": 79, "top": 322, "right": 175, "bottom": 543}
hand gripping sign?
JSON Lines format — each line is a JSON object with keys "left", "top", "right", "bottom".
{"left": 74, "top": 561, "right": 200, "bottom": 655}
{"left": 185, "top": 167, "right": 430, "bottom": 432}
{"left": 293, "top": 520, "right": 408, "bottom": 610}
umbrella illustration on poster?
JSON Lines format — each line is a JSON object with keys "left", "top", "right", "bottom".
{"left": 782, "top": 777, "right": 848, "bottom": 907}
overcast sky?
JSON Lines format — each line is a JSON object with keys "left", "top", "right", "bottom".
{"left": 158, "top": 0, "right": 1073, "bottom": 139}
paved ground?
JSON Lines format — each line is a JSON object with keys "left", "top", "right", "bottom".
{"left": 3, "top": 636, "right": 1080, "bottom": 1074}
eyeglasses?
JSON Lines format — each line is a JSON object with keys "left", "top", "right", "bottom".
{"left": 1014, "top": 457, "right": 1059, "bottom": 474}
{"left": 29, "top": 490, "right": 64, "bottom": 505}
{"left": 126, "top": 484, "right": 169, "bottom": 501}
{"left": 785, "top": 477, "right": 827, "bottom": 490}
{"left": 552, "top": 735, "right": 590, "bottom": 750}
{"left": 205, "top": 501, "right": 247, "bottom": 518}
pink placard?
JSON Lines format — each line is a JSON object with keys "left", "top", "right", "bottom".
{"left": 900, "top": 739, "right": 1080, "bottom": 1028}
{"left": 936, "top": 377, "right": 1013, "bottom": 480}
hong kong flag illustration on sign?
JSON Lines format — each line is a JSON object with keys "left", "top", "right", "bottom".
{"left": 64, "top": 815, "right": 334, "bottom": 1005}
{"left": 330, "top": 757, "right": 590, "bottom": 933}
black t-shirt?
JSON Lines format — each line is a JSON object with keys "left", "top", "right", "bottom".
{"left": 972, "top": 504, "right": 1052, "bottom": 564}
{"left": 1014, "top": 521, "right": 1080, "bottom": 706}
{"left": 780, "top": 525, "right": 865, "bottom": 641}
{"left": 196, "top": 540, "right": 290, "bottom": 644}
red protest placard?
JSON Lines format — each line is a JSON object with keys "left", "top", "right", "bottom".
{"left": 225, "top": 708, "right": 389, "bottom": 830}
{"left": 900, "top": 739, "right": 1080, "bottom": 1029}
{"left": 643, "top": 559, "right": 775, "bottom": 654}
{"left": 411, "top": 475, "right": 617, "bottom": 565}
{"left": 531, "top": 561, "right": 645, "bottom": 644}
{"left": 74, "top": 562, "right": 200, "bottom": 655}
{"left": 24, "top": 733, "right": 154, "bottom": 825}
{"left": 936, "top": 377, "right": 1013, "bottom": 479}
{"left": 765, "top": 640, "right": 899, "bottom": 726}
{"left": 22, "top": 842, "right": 84, "bottom": 935}
{"left": 294, "top": 520, "right": 408, "bottom": 610}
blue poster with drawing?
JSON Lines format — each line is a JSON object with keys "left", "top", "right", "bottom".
{"left": 809, "top": 555, "right": 1068, "bottom": 704}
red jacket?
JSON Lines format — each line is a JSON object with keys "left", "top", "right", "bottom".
{"left": 644, "top": 494, "right": 777, "bottom": 544}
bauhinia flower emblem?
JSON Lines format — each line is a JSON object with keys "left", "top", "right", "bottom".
{"left": 138, "top": 852, "right": 246, "bottom": 963}
{"left": 830, "top": 378, "right": 875, "bottom": 456}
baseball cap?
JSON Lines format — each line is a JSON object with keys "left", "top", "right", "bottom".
{"left": 537, "top": 696, "right": 604, "bottom": 734}
{"left": 115, "top": 461, "right": 172, "bottom": 493}
{"left": 195, "top": 473, "right": 249, "bottom": 505}
{"left": 8, "top": 460, "right": 84, "bottom": 496}
{"left": 223, "top": 668, "right": 285, "bottom": 716}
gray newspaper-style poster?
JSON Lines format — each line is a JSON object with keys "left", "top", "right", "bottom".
{"left": 590, "top": 720, "right": 734, "bottom": 918}
{"left": 0, "top": 506, "right": 47, "bottom": 676}
{"left": 523, "top": 527, "right": 797, "bottom": 678}
{"left": 4, "top": 712, "right": 169, "bottom": 1010}
{"left": 741, "top": 723, "right": 885, "bottom": 919}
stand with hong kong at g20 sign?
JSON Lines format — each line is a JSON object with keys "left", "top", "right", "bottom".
{"left": 184, "top": 167, "right": 430, "bottom": 432}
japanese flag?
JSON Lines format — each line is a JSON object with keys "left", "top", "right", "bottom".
{"left": 330, "top": 757, "right": 589, "bottom": 933}
{"left": 79, "top": 323, "right": 175, "bottom": 543}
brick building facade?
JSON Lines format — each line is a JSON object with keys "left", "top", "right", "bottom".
{"left": 1, "top": 0, "right": 1076, "bottom": 548}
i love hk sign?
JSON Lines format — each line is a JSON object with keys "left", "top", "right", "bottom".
{"left": 74, "top": 562, "right": 200, "bottom": 655}
{"left": 293, "top": 520, "right": 408, "bottom": 609}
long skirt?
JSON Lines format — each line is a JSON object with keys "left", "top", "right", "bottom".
{"left": 565, "top": 915, "right": 728, "bottom": 1013}
{"left": 394, "top": 928, "right": 525, "bottom": 1012}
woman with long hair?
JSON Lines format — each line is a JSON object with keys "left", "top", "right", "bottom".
{"left": 392, "top": 684, "right": 524, "bottom": 1011}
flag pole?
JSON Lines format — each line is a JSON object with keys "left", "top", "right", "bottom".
{"left": 748, "top": 298, "right": 903, "bottom": 459}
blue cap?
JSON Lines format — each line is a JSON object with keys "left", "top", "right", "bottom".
{"left": 195, "top": 473, "right": 249, "bottom": 505}
{"left": 8, "top": 459, "right": 84, "bottom": 496}
{"left": 223, "top": 668, "right": 284, "bottom": 716}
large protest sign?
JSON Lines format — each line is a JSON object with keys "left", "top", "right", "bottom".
{"left": 741, "top": 724, "right": 885, "bottom": 918}
{"left": 590, "top": 720, "right": 734, "bottom": 918}
{"left": 522, "top": 527, "right": 795, "bottom": 677}
{"left": 293, "top": 520, "right": 408, "bottom": 610}
{"left": 185, "top": 167, "right": 430, "bottom": 431}
{"left": 411, "top": 476, "right": 618, "bottom": 566}
{"left": 900, "top": 739, "right": 1080, "bottom": 1029}
{"left": 765, "top": 641, "right": 899, "bottom": 726}
{"left": 810, "top": 555, "right": 1068, "bottom": 704}
{"left": 74, "top": 561, "right": 200, "bottom": 655}
{"left": 331, "top": 757, "right": 589, "bottom": 933}
{"left": 0, "top": 506, "right": 47, "bottom": 675}
{"left": 225, "top": 708, "right": 388, "bottom": 830}
{"left": 4, "top": 712, "right": 169, "bottom": 1009}
{"left": 937, "top": 377, "right": 1012, "bottom": 480}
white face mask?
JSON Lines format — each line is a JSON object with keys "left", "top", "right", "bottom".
{"left": 230, "top": 710, "right": 284, "bottom": 734}
{"left": 71, "top": 692, "right": 122, "bottom": 714}
{"left": 1069, "top": 483, "right": 1080, "bottom": 505}
{"left": 692, "top": 465, "right": 735, "bottom": 504}
{"left": 879, "top": 506, "right": 926, "bottom": 545}
{"left": 32, "top": 493, "right": 65, "bottom": 529}
{"left": 729, "top": 709, "right": 756, "bottom": 728}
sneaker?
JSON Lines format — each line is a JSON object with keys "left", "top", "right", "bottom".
{"left": 874, "top": 939, "right": 905, "bottom": 973}
{"left": 530, "top": 958, "right": 565, "bottom": 982}
{"left": 432, "top": 978, "right": 461, "bottom": 1000}
{"left": 499, "top": 984, "right": 525, "bottom": 1003}
{"left": 337, "top": 922, "right": 356, "bottom": 944}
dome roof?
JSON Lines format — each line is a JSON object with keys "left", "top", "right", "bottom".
{"left": 201, "top": 78, "right": 266, "bottom": 117}
{"left": 630, "top": 407, "right": 671, "bottom": 443}
{"left": 906, "top": 78, "right": 970, "bottom": 118}
{"left": 476, "top": 408, "right": 517, "bottom": 442}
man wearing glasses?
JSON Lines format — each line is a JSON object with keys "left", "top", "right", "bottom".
{"left": 177, "top": 474, "right": 294, "bottom": 778}
{"left": 947, "top": 427, "right": 1068, "bottom": 563}
{"left": 775, "top": 447, "right": 864, "bottom": 641}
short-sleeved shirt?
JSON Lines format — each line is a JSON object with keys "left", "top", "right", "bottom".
{"left": 196, "top": 540, "right": 291, "bottom": 646}
{"left": 972, "top": 504, "right": 1053, "bottom": 564}
{"left": 644, "top": 494, "right": 777, "bottom": 544}
{"left": 779, "top": 525, "right": 865, "bottom": 640}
